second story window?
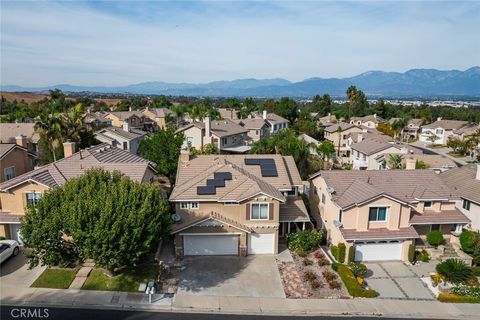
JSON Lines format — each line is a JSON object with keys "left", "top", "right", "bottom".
{"left": 123, "top": 142, "right": 128, "bottom": 150}
{"left": 424, "top": 201, "right": 432, "bottom": 209}
{"left": 338, "top": 209, "right": 343, "bottom": 223}
{"left": 321, "top": 193, "right": 326, "bottom": 204}
{"left": 463, "top": 199, "right": 471, "bottom": 211}
{"left": 25, "top": 192, "right": 41, "bottom": 207}
{"left": 221, "top": 137, "right": 227, "bottom": 146}
{"left": 368, "top": 207, "right": 387, "bottom": 222}
{"left": 435, "top": 129, "right": 443, "bottom": 135}
{"left": 180, "top": 202, "right": 189, "bottom": 209}
{"left": 190, "top": 202, "right": 199, "bottom": 209}
{"left": 4, "top": 166, "right": 15, "bottom": 180}
{"left": 251, "top": 203, "right": 269, "bottom": 220}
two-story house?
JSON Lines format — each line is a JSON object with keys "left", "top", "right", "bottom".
{"left": 142, "top": 107, "right": 175, "bottom": 130}
{"left": 82, "top": 111, "right": 112, "bottom": 129}
{"left": 176, "top": 117, "right": 250, "bottom": 153}
{"left": 349, "top": 114, "right": 384, "bottom": 128}
{"left": 169, "top": 153, "right": 310, "bottom": 258}
{"left": 0, "top": 139, "right": 36, "bottom": 182}
{"left": 251, "top": 111, "right": 289, "bottom": 134}
{"left": 104, "top": 110, "right": 154, "bottom": 131}
{"left": 0, "top": 142, "right": 156, "bottom": 242}
{"left": 94, "top": 123, "right": 147, "bottom": 154}
{"left": 234, "top": 118, "right": 269, "bottom": 143}
{"left": 309, "top": 170, "right": 469, "bottom": 262}
{"left": 419, "top": 118, "right": 470, "bottom": 145}
{"left": 0, "top": 123, "right": 40, "bottom": 153}
{"left": 324, "top": 122, "right": 363, "bottom": 159}
{"left": 402, "top": 118, "right": 423, "bottom": 141}
{"left": 440, "top": 165, "right": 480, "bottom": 232}
{"left": 312, "top": 113, "right": 338, "bottom": 129}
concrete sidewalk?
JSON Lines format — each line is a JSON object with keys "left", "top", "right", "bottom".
{"left": 1, "top": 285, "right": 479, "bottom": 319}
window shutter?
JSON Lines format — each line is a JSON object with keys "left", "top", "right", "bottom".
{"left": 22, "top": 193, "right": 27, "bottom": 209}
{"left": 245, "top": 204, "right": 250, "bottom": 220}
{"left": 269, "top": 203, "right": 274, "bottom": 220}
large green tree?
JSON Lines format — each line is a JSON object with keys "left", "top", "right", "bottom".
{"left": 21, "top": 169, "right": 171, "bottom": 272}
{"left": 138, "top": 127, "right": 185, "bottom": 183}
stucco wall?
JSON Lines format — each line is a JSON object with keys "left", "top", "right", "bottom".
{"left": 0, "top": 148, "right": 35, "bottom": 183}
{"left": 0, "top": 182, "right": 50, "bottom": 214}
{"left": 456, "top": 199, "right": 480, "bottom": 232}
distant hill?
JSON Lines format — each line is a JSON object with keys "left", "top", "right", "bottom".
{"left": 2, "top": 67, "right": 479, "bottom": 98}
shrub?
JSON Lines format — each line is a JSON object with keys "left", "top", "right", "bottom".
{"left": 332, "top": 262, "right": 340, "bottom": 272}
{"left": 0, "top": 236, "right": 5, "bottom": 240}
{"left": 314, "top": 250, "right": 324, "bottom": 259}
{"left": 288, "top": 230, "right": 324, "bottom": 252}
{"left": 427, "top": 230, "right": 444, "bottom": 247}
{"left": 472, "top": 266, "right": 480, "bottom": 276}
{"left": 303, "top": 270, "right": 317, "bottom": 282}
{"left": 408, "top": 244, "right": 415, "bottom": 263}
{"left": 322, "top": 270, "right": 337, "bottom": 281}
{"left": 451, "top": 285, "right": 480, "bottom": 299}
{"left": 310, "top": 280, "right": 322, "bottom": 289}
{"left": 303, "top": 258, "right": 313, "bottom": 266}
{"left": 436, "top": 259, "right": 474, "bottom": 284}
{"left": 337, "top": 243, "right": 346, "bottom": 263}
{"left": 328, "top": 280, "right": 340, "bottom": 289}
{"left": 347, "top": 245, "right": 355, "bottom": 263}
{"left": 438, "top": 293, "right": 480, "bottom": 303}
{"left": 337, "top": 265, "right": 377, "bottom": 298}
{"left": 349, "top": 262, "right": 367, "bottom": 277}
{"left": 415, "top": 250, "right": 430, "bottom": 262}
{"left": 459, "top": 230, "right": 476, "bottom": 253}
{"left": 317, "top": 258, "right": 330, "bottom": 266}
{"left": 330, "top": 245, "right": 338, "bottom": 260}
{"left": 296, "top": 249, "right": 307, "bottom": 257}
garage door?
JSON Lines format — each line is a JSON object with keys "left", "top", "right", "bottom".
{"left": 248, "top": 233, "right": 275, "bottom": 254}
{"left": 10, "top": 224, "right": 23, "bottom": 244}
{"left": 354, "top": 241, "right": 402, "bottom": 261}
{"left": 184, "top": 234, "right": 238, "bottom": 256}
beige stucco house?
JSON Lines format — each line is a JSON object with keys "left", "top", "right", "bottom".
{"left": 0, "top": 140, "right": 36, "bottom": 183}
{"left": 95, "top": 124, "right": 146, "bottom": 154}
{"left": 234, "top": 118, "right": 269, "bottom": 143}
{"left": 419, "top": 118, "right": 470, "bottom": 145}
{"left": 0, "top": 142, "right": 156, "bottom": 242}
{"left": 324, "top": 122, "right": 363, "bottom": 159}
{"left": 142, "top": 107, "right": 175, "bottom": 130}
{"left": 169, "top": 153, "right": 310, "bottom": 258}
{"left": 105, "top": 110, "right": 154, "bottom": 131}
{"left": 309, "top": 170, "right": 469, "bottom": 262}
{"left": 349, "top": 114, "right": 384, "bottom": 128}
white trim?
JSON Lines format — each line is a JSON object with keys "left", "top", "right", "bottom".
{"left": 180, "top": 201, "right": 189, "bottom": 209}
{"left": 237, "top": 192, "right": 285, "bottom": 203}
{"left": 171, "top": 216, "right": 251, "bottom": 234}
{"left": 250, "top": 202, "right": 270, "bottom": 220}
{"left": 180, "top": 232, "right": 243, "bottom": 236}
{"left": 0, "top": 178, "right": 51, "bottom": 192}
{"left": 368, "top": 206, "right": 388, "bottom": 222}
{"left": 410, "top": 221, "right": 468, "bottom": 225}
{"left": 349, "top": 236, "right": 413, "bottom": 242}
{"left": 0, "top": 221, "right": 21, "bottom": 225}
{"left": 190, "top": 202, "right": 199, "bottom": 210}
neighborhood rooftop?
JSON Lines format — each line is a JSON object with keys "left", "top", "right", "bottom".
{"left": 440, "top": 164, "right": 480, "bottom": 205}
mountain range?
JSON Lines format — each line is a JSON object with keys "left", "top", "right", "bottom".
{"left": 2, "top": 67, "right": 479, "bottom": 98}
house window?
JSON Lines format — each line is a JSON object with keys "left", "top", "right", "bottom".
{"left": 186, "top": 137, "right": 194, "bottom": 146}
{"left": 431, "top": 224, "right": 440, "bottom": 231}
{"left": 180, "top": 202, "right": 189, "bottom": 209}
{"left": 190, "top": 202, "right": 199, "bottom": 209}
{"left": 251, "top": 203, "right": 269, "bottom": 220}
{"left": 123, "top": 142, "right": 128, "bottom": 150}
{"left": 463, "top": 200, "right": 471, "bottom": 211}
{"left": 321, "top": 193, "right": 326, "bottom": 204}
{"left": 25, "top": 192, "right": 41, "bottom": 207}
{"left": 338, "top": 209, "right": 343, "bottom": 223}
{"left": 4, "top": 166, "right": 15, "bottom": 180}
{"left": 221, "top": 137, "right": 227, "bottom": 146}
{"left": 435, "top": 129, "right": 443, "bottom": 134}
{"left": 424, "top": 201, "right": 432, "bottom": 209}
{"left": 287, "top": 187, "right": 297, "bottom": 196}
{"left": 368, "top": 207, "right": 387, "bottom": 222}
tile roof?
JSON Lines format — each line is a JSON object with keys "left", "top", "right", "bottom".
{"left": 0, "top": 143, "right": 155, "bottom": 191}
{"left": 280, "top": 197, "right": 311, "bottom": 222}
{"left": 422, "top": 119, "right": 469, "bottom": 130}
{"left": 348, "top": 131, "right": 394, "bottom": 144}
{"left": 440, "top": 165, "right": 480, "bottom": 204}
{"left": 95, "top": 127, "right": 146, "bottom": 141}
{"left": 177, "top": 119, "right": 248, "bottom": 138}
{"left": 251, "top": 112, "right": 288, "bottom": 125}
{"left": 407, "top": 118, "right": 424, "bottom": 127}
{"left": 311, "top": 170, "right": 459, "bottom": 209}
{"left": 0, "top": 123, "right": 40, "bottom": 144}
{"left": 398, "top": 154, "right": 458, "bottom": 169}
{"left": 350, "top": 140, "right": 397, "bottom": 156}
{"left": 409, "top": 209, "right": 470, "bottom": 224}
{"left": 171, "top": 154, "right": 302, "bottom": 202}
{"left": 324, "top": 122, "right": 358, "bottom": 133}
{"left": 171, "top": 211, "right": 252, "bottom": 233}
{"left": 235, "top": 118, "right": 267, "bottom": 130}
{"left": 340, "top": 226, "right": 419, "bottom": 241}
{"left": 144, "top": 108, "right": 174, "bottom": 118}
{"left": 350, "top": 114, "right": 384, "bottom": 123}
{"left": 0, "top": 143, "right": 35, "bottom": 159}
{"left": 107, "top": 111, "right": 146, "bottom": 120}
{"left": 453, "top": 124, "right": 479, "bottom": 136}
{"left": 217, "top": 108, "right": 238, "bottom": 120}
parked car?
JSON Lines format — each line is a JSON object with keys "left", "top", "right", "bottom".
{"left": 0, "top": 240, "right": 20, "bottom": 264}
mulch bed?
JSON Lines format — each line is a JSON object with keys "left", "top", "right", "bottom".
{"left": 277, "top": 249, "right": 349, "bottom": 299}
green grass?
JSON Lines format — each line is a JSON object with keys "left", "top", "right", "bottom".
{"left": 31, "top": 268, "right": 77, "bottom": 289}
{"left": 438, "top": 293, "right": 480, "bottom": 303}
{"left": 82, "top": 263, "right": 158, "bottom": 292}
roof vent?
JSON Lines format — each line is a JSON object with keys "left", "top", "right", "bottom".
{"left": 326, "top": 186, "right": 335, "bottom": 194}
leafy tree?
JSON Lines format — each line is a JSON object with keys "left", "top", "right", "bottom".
{"left": 190, "top": 143, "right": 217, "bottom": 155}
{"left": 34, "top": 110, "right": 63, "bottom": 162}
{"left": 391, "top": 118, "right": 408, "bottom": 141}
{"left": 346, "top": 86, "right": 368, "bottom": 119}
{"left": 292, "top": 109, "right": 322, "bottom": 139}
{"left": 388, "top": 154, "right": 404, "bottom": 169}
{"left": 317, "top": 140, "right": 335, "bottom": 169}
{"left": 21, "top": 169, "right": 171, "bottom": 272}
{"left": 311, "top": 94, "right": 332, "bottom": 115}
{"left": 415, "top": 160, "right": 430, "bottom": 169}
{"left": 138, "top": 128, "right": 185, "bottom": 183}
{"left": 426, "top": 230, "right": 444, "bottom": 247}
{"left": 273, "top": 97, "right": 298, "bottom": 122}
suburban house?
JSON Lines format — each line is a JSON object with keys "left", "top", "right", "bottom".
{"left": 104, "top": 110, "right": 154, "bottom": 131}
{"left": 82, "top": 111, "right": 112, "bottom": 129}
{"left": 142, "top": 107, "right": 175, "bottom": 130}
{"left": 419, "top": 118, "right": 470, "bottom": 145}
{"left": 309, "top": 170, "right": 470, "bottom": 262}
{"left": 312, "top": 113, "right": 337, "bottom": 128}
{"left": 324, "top": 122, "right": 363, "bottom": 159}
{"left": 169, "top": 153, "right": 311, "bottom": 258}
{"left": 234, "top": 118, "right": 269, "bottom": 143}
{"left": 377, "top": 154, "right": 458, "bottom": 173}
{"left": 0, "top": 142, "right": 157, "bottom": 242}
{"left": 349, "top": 114, "right": 384, "bottom": 128}
{"left": 440, "top": 165, "right": 480, "bottom": 232}
{"left": 176, "top": 117, "right": 250, "bottom": 153}
{"left": 402, "top": 118, "right": 423, "bottom": 141}
{"left": 298, "top": 133, "right": 320, "bottom": 155}
{"left": 94, "top": 124, "right": 147, "bottom": 154}
{"left": 0, "top": 141, "right": 36, "bottom": 182}
{"left": 218, "top": 108, "right": 239, "bottom": 120}
{"left": 0, "top": 123, "right": 40, "bottom": 153}
{"left": 251, "top": 111, "right": 289, "bottom": 134}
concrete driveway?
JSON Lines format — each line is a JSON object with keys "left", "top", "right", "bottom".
{"left": 364, "top": 261, "right": 434, "bottom": 300}
{"left": 177, "top": 255, "right": 285, "bottom": 298}
{"left": 0, "top": 248, "right": 46, "bottom": 288}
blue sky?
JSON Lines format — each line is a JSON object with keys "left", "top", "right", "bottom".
{"left": 1, "top": 1, "right": 479, "bottom": 86}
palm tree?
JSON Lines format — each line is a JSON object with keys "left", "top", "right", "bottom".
{"left": 171, "top": 104, "right": 186, "bottom": 127}
{"left": 336, "top": 125, "right": 343, "bottom": 157}
{"left": 61, "top": 103, "right": 85, "bottom": 142}
{"left": 392, "top": 118, "right": 408, "bottom": 142}
{"left": 34, "top": 111, "right": 63, "bottom": 162}
{"left": 317, "top": 140, "right": 335, "bottom": 169}
{"left": 388, "top": 154, "right": 404, "bottom": 170}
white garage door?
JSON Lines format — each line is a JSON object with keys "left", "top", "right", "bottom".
{"left": 354, "top": 241, "right": 403, "bottom": 261}
{"left": 10, "top": 224, "right": 23, "bottom": 244}
{"left": 184, "top": 234, "right": 238, "bottom": 256}
{"left": 248, "top": 233, "right": 275, "bottom": 254}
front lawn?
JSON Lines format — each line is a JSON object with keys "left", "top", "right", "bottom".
{"left": 82, "top": 263, "right": 158, "bottom": 292}
{"left": 31, "top": 268, "right": 77, "bottom": 289}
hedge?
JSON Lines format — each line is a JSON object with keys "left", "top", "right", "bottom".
{"left": 348, "top": 245, "right": 356, "bottom": 263}
{"left": 408, "top": 244, "right": 415, "bottom": 263}
{"left": 337, "top": 265, "right": 377, "bottom": 298}
{"left": 338, "top": 243, "right": 346, "bottom": 263}
{"left": 426, "top": 230, "right": 444, "bottom": 247}
{"left": 438, "top": 293, "right": 480, "bottom": 303}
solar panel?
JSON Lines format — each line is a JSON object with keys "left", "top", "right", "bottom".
{"left": 261, "top": 169, "right": 278, "bottom": 177}
{"left": 260, "top": 158, "right": 275, "bottom": 165}
{"left": 197, "top": 185, "right": 216, "bottom": 195}
{"left": 244, "top": 159, "right": 260, "bottom": 165}
{"left": 245, "top": 158, "right": 278, "bottom": 177}
{"left": 207, "top": 179, "right": 225, "bottom": 187}
{"left": 214, "top": 172, "right": 232, "bottom": 180}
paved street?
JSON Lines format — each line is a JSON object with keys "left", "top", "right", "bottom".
{"left": 409, "top": 141, "right": 469, "bottom": 166}
{"left": 365, "top": 262, "right": 434, "bottom": 300}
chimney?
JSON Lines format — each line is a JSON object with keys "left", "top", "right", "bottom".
{"left": 357, "top": 133, "right": 363, "bottom": 142}
{"left": 15, "top": 135, "right": 27, "bottom": 148}
{"left": 129, "top": 107, "right": 132, "bottom": 112}
{"left": 437, "top": 117, "right": 442, "bottom": 122}
{"left": 180, "top": 148, "right": 190, "bottom": 163}
{"left": 230, "top": 109, "right": 234, "bottom": 119}
{"left": 263, "top": 110, "right": 267, "bottom": 120}
{"left": 476, "top": 165, "right": 480, "bottom": 180}
{"left": 204, "top": 117, "right": 211, "bottom": 138}
{"left": 63, "top": 141, "right": 76, "bottom": 158}
{"left": 122, "top": 121, "right": 130, "bottom": 132}
{"left": 406, "top": 157, "right": 416, "bottom": 170}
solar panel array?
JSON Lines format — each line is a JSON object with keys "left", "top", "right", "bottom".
{"left": 244, "top": 158, "right": 278, "bottom": 177}
{"left": 197, "top": 171, "right": 232, "bottom": 195}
